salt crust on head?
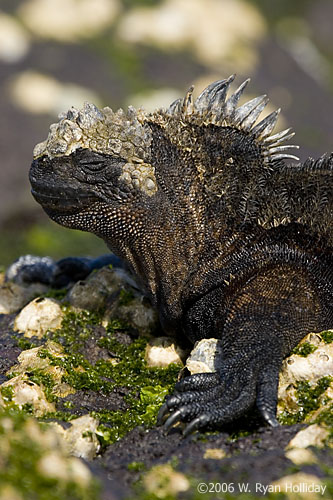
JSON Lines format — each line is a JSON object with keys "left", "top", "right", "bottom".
{"left": 33, "top": 76, "right": 300, "bottom": 198}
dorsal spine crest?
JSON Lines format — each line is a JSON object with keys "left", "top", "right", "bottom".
{"left": 160, "top": 76, "right": 299, "bottom": 165}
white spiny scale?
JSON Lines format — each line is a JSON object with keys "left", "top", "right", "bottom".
{"left": 182, "top": 86, "right": 194, "bottom": 114}
{"left": 237, "top": 96, "right": 269, "bottom": 129}
{"left": 213, "top": 76, "right": 236, "bottom": 102}
{"left": 223, "top": 78, "right": 250, "bottom": 119}
{"left": 168, "top": 98, "right": 182, "bottom": 114}
{"left": 267, "top": 131, "right": 295, "bottom": 148}
{"left": 208, "top": 80, "right": 233, "bottom": 112}
{"left": 268, "top": 145, "right": 300, "bottom": 155}
{"left": 194, "top": 80, "right": 221, "bottom": 111}
{"left": 207, "top": 79, "right": 232, "bottom": 103}
{"left": 194, "top": 75, "right": 235, "bottom": 112}
{"left": 271, "top": 153, "right": 300, "bottom": 161}
{"left": 167, "top": 75, "right": 300, "bottom": 162}
{"left": 252, "top": 109, "right": 280, "bottom": 138}
{"left": 263, "top": 128, "right": 293, "bottom": 143}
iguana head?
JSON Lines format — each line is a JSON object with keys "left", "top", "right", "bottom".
{"left": 30, "top": 102, "right": 161, "bottom": 257}
{"left": 30, "top": 76, "right": 299, "bottom": 242}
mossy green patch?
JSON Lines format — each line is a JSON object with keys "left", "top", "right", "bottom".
{"left": 321, "top": 331, "right": 333, "bottom": 344}
{"left": 118, "top": 288, "right": 135, "bottom": 306}
{"left": 29, "top": 370, "right": 58, "bottom": 403}
{"left": 227, "top": 429, "right": 253, "bottom": 442}
{"left": 43, "top": 287, "right": 68, "bottom": 301}
{"left": 279, "top": 376, "right": 332, "bottom": 426}
{"left": 292, "top": 342, "right": 317, "bottom": 357}
{"left": 91, "top": 329, "right": 179, "bottom": 443}
{"left": 1, "top": 385, "right": 14, "bottom": 402}
{"left": 128, "top": 461, "right": 146, "bottom": 472}
{"left": 16, "top": 336, "right": 36, "bottom": 351}
{"left": 49, "top": 306, "right": 103, "bottom": 349}
{"left": 32, "top": 307, "right": 179, "bottom": 443}
{"left": 0, "top": 407, "right": 100, "bottom": 500}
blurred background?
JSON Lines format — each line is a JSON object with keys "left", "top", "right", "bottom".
{"left": 0, "top": 0, "right": 332, "bottom": 267}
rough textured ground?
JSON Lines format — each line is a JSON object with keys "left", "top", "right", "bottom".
{"left": 98, "top": 425, "right": 302, "bottom": 493}
{"left": 0, "top": 303, "right": 332, "bottom": 500}
{"left": 0, "top": 313, "right": 22, "bottom": 383}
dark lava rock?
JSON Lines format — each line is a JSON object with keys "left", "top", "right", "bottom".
{"left": 57, "top": 387, "right": 130, "bottom": 416}
{"left": 0, "top": 313, "right": 21, "bottom": 382}
{"left": 98, "top": 423, "right": 333, "bottom": 498}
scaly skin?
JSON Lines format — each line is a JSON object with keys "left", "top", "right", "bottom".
{"left": 29, "top": 77, "right": 333, "bottom": 434}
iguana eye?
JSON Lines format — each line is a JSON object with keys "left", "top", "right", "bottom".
{"left": 76, "top": 149, "right": 123, "bottom": 175}
{"left": 78, "top": 150, "right": 108, "bottom": 173}
{"left": 81, "top": 160, "right": 107, "bottom": 173}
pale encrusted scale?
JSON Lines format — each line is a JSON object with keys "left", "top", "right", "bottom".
{"left": 33, "top": 102, "right": 152, "bottom": 163}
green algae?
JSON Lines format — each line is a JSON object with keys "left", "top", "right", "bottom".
{"left": 6, "top": 306, "right": 333, "bottom": 498}
{"left": 89, "top": 329, "right": 179, "bottom": 443}
{"left": 118, "top": 288, "right": 135, "bottom": 306}
{"left": 0, "top": 408, "right": 100, "bottom": 500}
{"left": 90, "top": 369, "right": 177, "bottom": 444}
{"left": 44, "top": 287, "right": 68, "bottom": 301}
{"left": 16, "top": 336, "right": 35, "bottom": 351}
{"left": 93, "top": 382, "right": 171, "bottom": 444}
{"left": 28, "top": 370, "right": 58, "bottom": 403}
{"left": 321, "top": 331, "right": 333, "bottom": 344}
{"left": 278, "top": 376, "right": 332, "bottom": 426}
{"left": 10, "top": 305, "right": 333, "bottom": 449}
{"left": 49, "top": 306, "right": 103, "bottom": 349}
{"left": 7, "top": 305, "right": 178, "bottom": 441}
{"left": 128, "top": 461, "right": 146, "bottom": 472}
{"left": 291, "top": 342, "right": 317, "bottom": 357}
{"left": 1, "top": 384, "right": 14, "bottom": 402}
{"left": 296, "top": 377, "right": 331, "bottom": 418}
{"left": 27, "top": 307, "right": 180, "bottom": 443}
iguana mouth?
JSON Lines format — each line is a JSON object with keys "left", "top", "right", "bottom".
{"left": 30, "top": 187, "right": 95, "bottom": 214}
{"left": 30, "top": 169, "right": 97, "bottom": 215}
{"left": 29, "top": 155, "right": 98, "bottom": 214}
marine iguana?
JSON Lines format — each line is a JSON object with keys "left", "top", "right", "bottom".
{"left": 28, "top": 76, "right": 333, "bottom": 435}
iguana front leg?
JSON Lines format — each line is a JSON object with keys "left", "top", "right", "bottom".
{"left": 158, "top": 329, "right": 283, "bottom": 435}
{"left": 158, "top": 264, "right": 329, "bottom": 435}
